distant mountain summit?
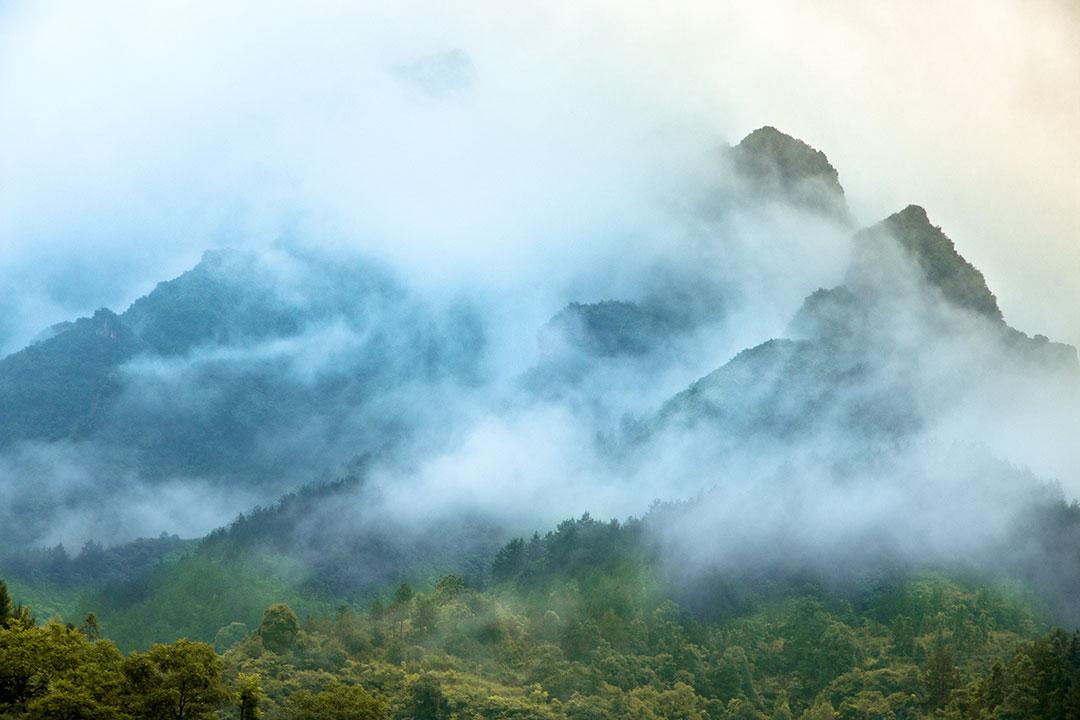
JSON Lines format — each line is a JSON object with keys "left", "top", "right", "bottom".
{"left": 651, "top": 198, "right": 1077, "bottom": 446}
{"left": 852, "top": 204, "right": 1002, "bottom": 321}
{"left": 0, "top": 248, "right": 483, "bottom": 488}
{"left": 730, "top": 126, "right": 850, "bottom": 220}
{"left": 2, "top": 123, "right": 1076, "bottom": 551}
{"left": 120, "top": 250, "right": 303, "bottom": 357}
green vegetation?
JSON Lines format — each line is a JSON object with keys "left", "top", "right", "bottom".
{"left": 4, "top": 516, "right": 1080, "bottom": 719}
{"left": 0, "top": 309, "right": 139, "bottom": 446}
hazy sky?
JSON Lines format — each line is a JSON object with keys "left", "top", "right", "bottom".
{"left": 0, "top": 0, "right": 1077, "bottom": 353}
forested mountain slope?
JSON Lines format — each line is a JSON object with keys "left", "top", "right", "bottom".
{"left": 5, "top": 515, "right": 1080, "bottom": 719}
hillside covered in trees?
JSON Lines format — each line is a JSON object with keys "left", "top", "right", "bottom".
{"left": 5, "top": 515, "right": 1080, "bottom": 720}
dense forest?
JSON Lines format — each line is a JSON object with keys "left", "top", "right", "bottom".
{"left": 4, "top": 515, "right": 1080, "bottom": 719}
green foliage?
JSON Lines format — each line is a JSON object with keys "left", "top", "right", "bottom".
{"left": 286, "top": 683, "right": 386, "bottom": 720}
{"left": 214, "top": 622, "right": 250, "bottom": 653}
{"left": 401, "top": 674, "right": 447, "bottom": 719}
{"left": 922, "top": 639, "right": 959, "bottom": 709}
{"left": 125, "top": 639, "right": 227, "bottom": 720}
{"left": 0, "top": 581, "right": 13, "bottom": 627}
{"left": 203, "top": 549, "right": 1053, "bottom": 720}
{"left": 3, "top": 525, "right": 1077, "bottom": 720}
{"left": 940, "top": 628, "right": 1080, "bottom": 719}
{"left": 236, "top": 672, "right": 263, "bottom": 720}
{"left": 258, "top": 604, "right": 300, "bottom": 654}
{"left": 0, "top": 579, "right": 35, "bottom": 632}
{"left": 0, "top": 309, "right": 138, "bottom": 449}
{"left": 81, "top": 547, "right": 326, "bottom": 651}
{"left": 0, "top": 608, "right": 227, "bottom": 720}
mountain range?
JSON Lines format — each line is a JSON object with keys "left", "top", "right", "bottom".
{"left": 3, "top": 126, "right": 1079, "bottom": 639}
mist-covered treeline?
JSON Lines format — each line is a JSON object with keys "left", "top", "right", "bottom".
{"left": 5, "top": 517, "right": 1080, "bottom": 719}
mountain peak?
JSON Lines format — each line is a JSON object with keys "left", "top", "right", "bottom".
{"left": 895, "top": 204, "right": 929, "bottom": 223}
{"left": 854, "top": 205, "right": 1003, "bottom": 321}
{"left": 730, "top": 126, "right": 849, "bottom": 219}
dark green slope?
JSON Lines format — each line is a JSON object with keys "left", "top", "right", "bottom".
{"left": 0, "top": 309, "right": 141, "bottom": 445}
{"left": 120, "top": 250, "right": 306, "bottom": 357}
{"left": 0, "top": 249, "right": 485, "bottom": 483}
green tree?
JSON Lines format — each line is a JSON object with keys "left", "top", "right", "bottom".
{"left": 492, "top": 537, "right": 526, "bottom": 582}
{"left": 772, "top": 690, "right": 794, "bottom": 720}
{"left": 236, "top": 672, "right": 262, "bottom": 720}
{"left": 434, "top": 574, "right": 466, "bottom": 602}
{"left": 80, "top": 613, "right": 101, "bottom": 641}
{"left": 0, "top": 619, "right": 127, "bottom": 719}
{"left": 889, "top": 615, "right": 915, "bottom": 657}
{"left": 0, "top": 619, "right": 88, "bottom": 711}
{"left": 258, "top": 604, "right": 299, "bottom": 654}
{"left": 799, "top": 696, "right": 836, "bottom": 720}
{"left": 978, "top": 660, "right": 1006, "bottom": 711}
{"left": 393, "top": 583, "right": 415, "bottom": 607}
{"left": 1002, "top": 652, "right": 1039, "bottom": 719}
{"left": 923, "top": 641, "right": 959, "bottom": 710}
{"left": 285, "top": 683, "right": 386, "bottom": 720}
{"left": 412, "top": 595, "right": 438, "bottom": 635}
{"left": 403, "top": 674, "right": 449, "bottom": 720}
{"left": 26, "top": 678, "right": 123, "bottom": 720}
{"left": 0, "top": 581, "right": 33, "bottom": 630}
{"left": 213, "top": 622, "right": 248, "bottom": 653}
{"left": 0, "top": 581, "right": 12, "bottom": 627}
{"left": 125, "top": 639, "right": 226, "bottom": 720}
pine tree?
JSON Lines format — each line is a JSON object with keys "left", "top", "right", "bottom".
{"left": 0, "top": 581, "right": 11, "bottom": 627}
{"left": 1002, "top": 652, "right": 1040, "bottom": 719}
{"left": 772, "top": 690, "right": 794, "bottom": 720}
{"left": 924, "top": 640, "right": 960, "bottom": 710}
{"left": 80, "top": 612, "right": 100, "bottom": 641}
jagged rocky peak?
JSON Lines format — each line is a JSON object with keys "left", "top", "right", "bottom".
{"left": 853, "top": 204, "right": 1003, "bottom": 322}
{"left": 730, "top": 126, "right": 849, "bottom": 219}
